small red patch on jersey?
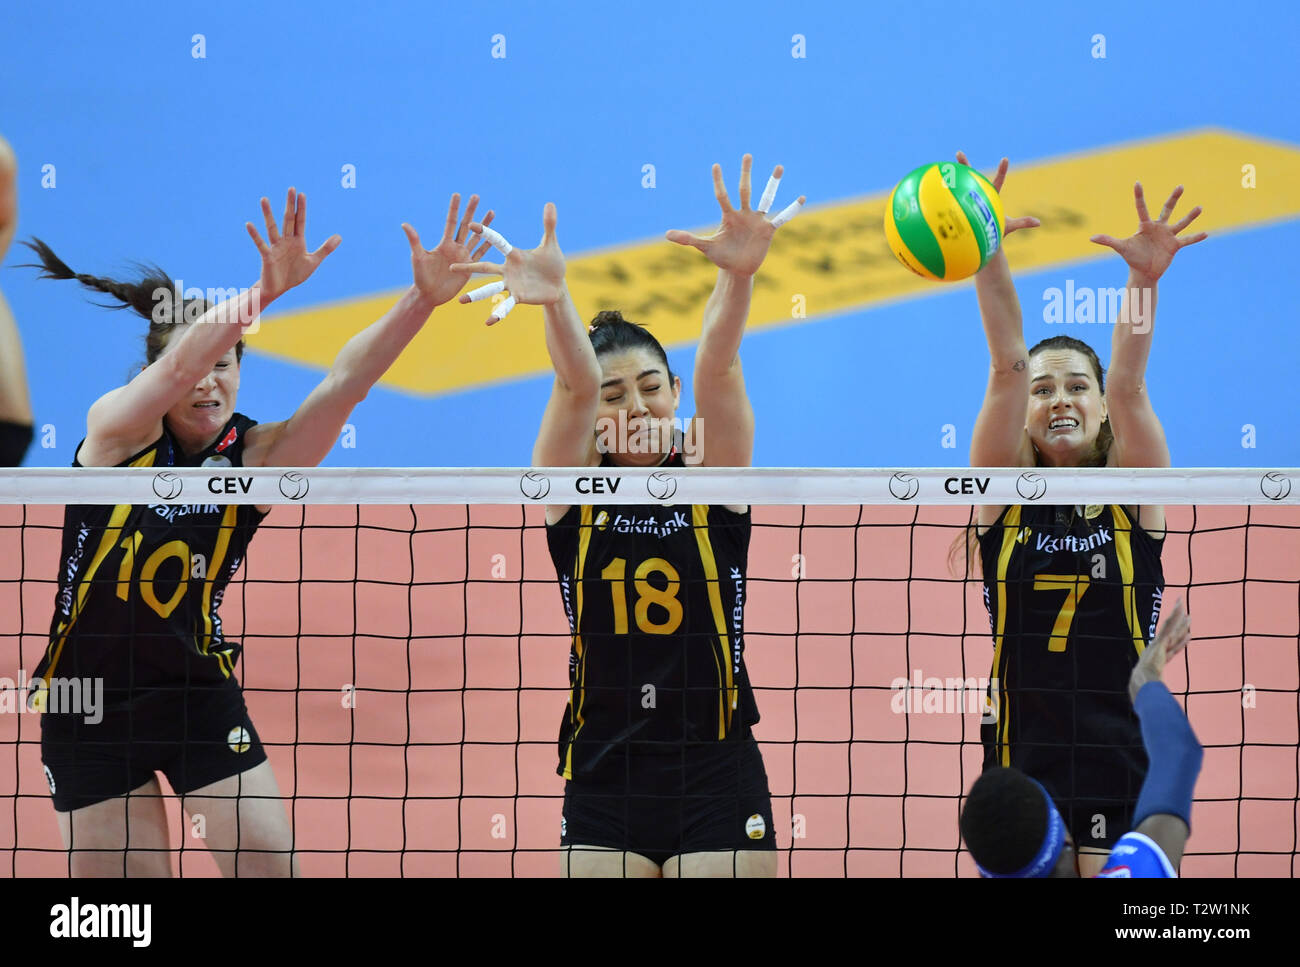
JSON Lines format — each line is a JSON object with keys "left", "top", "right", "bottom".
{"left": 215, "top": 427, "right": 238, "bottom": 453}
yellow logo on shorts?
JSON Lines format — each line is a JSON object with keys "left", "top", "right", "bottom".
{"left": 227, "top": 727, "right": 251, "bottom": 754}
{"left": 745, "top": 814, "right": 766, "bottom": 840}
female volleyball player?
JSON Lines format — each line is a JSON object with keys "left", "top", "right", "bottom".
{"left": 961, "top": 152, "right": 1206, "bottom": 875}
{"left": 454, "top": 155, "right": 805, "bottom": 877}
{"left": 0, "top": 135, "right": 34, "bottom": 467}
{"left": 960, "top": 597, "right": 1202, "bottom": 878}
{"left": 26, "top": 189, "right": 496, "bottom": 876}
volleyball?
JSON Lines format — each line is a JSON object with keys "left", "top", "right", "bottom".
{"left": 884, "top": 162, "right": 1006, "bottom": 281}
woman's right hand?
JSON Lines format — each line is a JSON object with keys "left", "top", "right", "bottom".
{"left": 246, "top": 188, "right": 342, "bottom": 302}
{"left": 956, "top": 152, "right": 1040, "bottom": 240}
{"left": 452, "top": 202, "right": 566, "bottom": 325}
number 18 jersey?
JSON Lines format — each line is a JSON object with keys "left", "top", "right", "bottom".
{"left": 546, "top": 479, "right": 759, "bottom": 781}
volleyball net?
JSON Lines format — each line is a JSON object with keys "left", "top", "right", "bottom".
{"left": 1, "top": 468, "right": 1297, "bottom": 877}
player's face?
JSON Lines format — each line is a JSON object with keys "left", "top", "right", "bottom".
{"left": 1026, "top": 350, "right": 1107, "bottom": 467}
{"left": 160, "top": 334, "right": 241, "bottom": 452}
{"left": 595, "top": 349, "right": 681, "bottom": 467}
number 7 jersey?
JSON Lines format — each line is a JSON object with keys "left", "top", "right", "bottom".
{"left": 979, "top": 503, "right": 1165, "bottom": 779}
{"left": 31, "top": 415, "right": 268, "bottom": 712}
{"left": 545, "top": 491, "right": 760, "bottom": 781}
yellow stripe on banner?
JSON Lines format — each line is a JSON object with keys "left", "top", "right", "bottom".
{"left": 245, "top": 129, "right": 1300, "bottom": 396}
{"left": 562, "top": 505, "right": 595, "bottom": 780}
{"left": 1111, "top": 505, "right": 1146, "bottom": 656}
{"left": 692, "top": 505, "right": 734, "bottom": 738}
{"left": 993, "top": 506, "right": 1022, "bottom": 767}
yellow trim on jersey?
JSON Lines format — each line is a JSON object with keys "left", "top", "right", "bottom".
{"left": 692, "top": 504, "right": 734, "bottom": 738}
{"left": 33, "top": 448, "right": 158, "bottom": 705}
{"left": 562, "top": 505, "right": 596, "bottom": 781}
{"left": 1112, "top": 505, "right": 1146, "bottom": 656}
{"left": 991, "top": 505, "right": 1022, "bottom": 767}
{"left": 197, "top": 504, "right": 239, "bottom": 678}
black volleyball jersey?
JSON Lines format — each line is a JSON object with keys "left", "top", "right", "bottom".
{"left": 980, "top": 503, "right": 1165, "bottom": 769}
{"left": 546, "top": 456, "right": 759, "bottom": 780}
{"left": 31, "top": 414, "right": 267, "bottom": 711}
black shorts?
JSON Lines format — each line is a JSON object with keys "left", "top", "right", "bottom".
{"left": 981, "top": 718, "right": 1144, "bottom": 851}
{"left": 40, "top": 679, "right": 267, "bottom": 813}
{"left": 561, "top": 738, "right": 776, "bottom": 867}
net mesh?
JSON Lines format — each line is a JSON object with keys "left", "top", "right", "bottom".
{"left": 1, "top": 469, "right": 1297, "bottom": 877}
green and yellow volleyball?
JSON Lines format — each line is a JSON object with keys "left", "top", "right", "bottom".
{"left": 884, "top": 163, "right": 1005, "bottom": 281}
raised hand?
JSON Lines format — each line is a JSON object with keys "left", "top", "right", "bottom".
{"left": 246, "top": 188, "right": 342, "bottom": 302}
{"left": 1091, "top": 184, "right": 1207, "bottom": 284}
{"left": 956, "top": 152, "right": 1040, "bottom": 237}
{"left": 0, "top": 135, "right": 17, "bottom": 262}
{"left": 451, "top": 202, "right": 567, "bottom": 326}
{"left": 402, "top": 193, "right": 496, "bottom": 307}
{"left": 665, "top": 154, "right": 804, "bottom": 277}
{"left": 1129, "top": 598, "right": 1192, "bottom": 702}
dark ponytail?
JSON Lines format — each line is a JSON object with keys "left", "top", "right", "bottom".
{"left": 20, "top": 238, "right": 234, "bottom": 366}
{"left": 588, "top": 310, "right": 674, "bottom": 382}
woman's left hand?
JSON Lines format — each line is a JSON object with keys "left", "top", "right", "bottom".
{"left": 404, "top": 193, "right": 496, "bottom": 307}
{"left": 666, "top": 154, "right": 805, "bottom": 277}
{"left": 1091, "top": 184, "right": 1207, "bottom": 285}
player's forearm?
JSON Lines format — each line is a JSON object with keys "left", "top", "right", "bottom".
{"left": 975, "top": 250, "right": 1028, "bottom": 373}
{"left": 328, "top": 285, "right": 435, "bottom": 402}
{"left": 168, "top": 282, "right": 270, "bottom": 385}
{"left": 0, "top": 289, "right": 33, "bottom": 423}
{"left": 543, "top": 283, "right": 600, "bottom": 397}
{"left": 1132, "top": 680, "right": 1203, "bottom": 829}
{"left": 1108, "top": 270, "right": 1157, "bottom": 395}
{"left": 695, "top": 268, "right": 752, "bottom": 378}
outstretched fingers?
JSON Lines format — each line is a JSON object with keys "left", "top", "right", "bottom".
{"left": 664, "top": 228, "right": 709, "bottom": 252}
{"left": 260, "top": 197, "right": 281, "bottom": 245}
{"left": 1157, "top": 185, "right": 1184, "bottom": 223}
{"left": 470, "top": 210, "right": 495, "bottom": 260}
{"left": 712, "top": 163, "right": 734, "bottom": 214}
{"left": 461, "top": 279, "right": 506, "bottom": 303}
{"left": 281, "top": 187, "right": 297, "bottom": 239}
{"left": 757, "top": 164, "right": 783, "bottom": 214}
{"left": 246, "top": 221, "right": 271, "bottom": 257}
{"left": 1172, "top": 203, "right": 1203, "bottom": 235}
{"left": 442, "top": 192, "right": 461, "bottom": 243}
{"left": 450, "top": 259, "right": 504, "bottom": 277}
{"left": 401, "top": 222, "right": 423, "bottom": 254}
{"left": 1133, "top": 182, "right": 1151, "bottom": 223}
{"left": 768, "top": 195, "right": 806, "bottom": 229}
{"left": 311, "top": 233, "right": 342, "bottom": 261}
{"left": 738, "top": 154, "right": 753, "bottom": 211}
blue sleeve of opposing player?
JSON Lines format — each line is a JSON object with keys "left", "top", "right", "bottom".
{"left": 1132, "top": 681, "right": 1203, "bottom": 829}
{"left": 1095, "top": 832, "right": 1177, "bottom": 878}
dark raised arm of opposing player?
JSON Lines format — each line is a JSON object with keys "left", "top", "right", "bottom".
{"left": 1127, "top": 598, "right": 1203, "bottom": 868}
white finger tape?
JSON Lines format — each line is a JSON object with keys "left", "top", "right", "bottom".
{"left": 490, "top": 294, "right": 517, "bottom": 322}
{"left": 757, "top": 174, "right": 781, "bottom": 214}
{"left": 479, "top": 227, "right": 513, "bottom": 255}
{"left": 466, "top": 280, "right": 506, "bottom": 303}
{"left": 768, "top": 199, "right": 804, "bottom": 228}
